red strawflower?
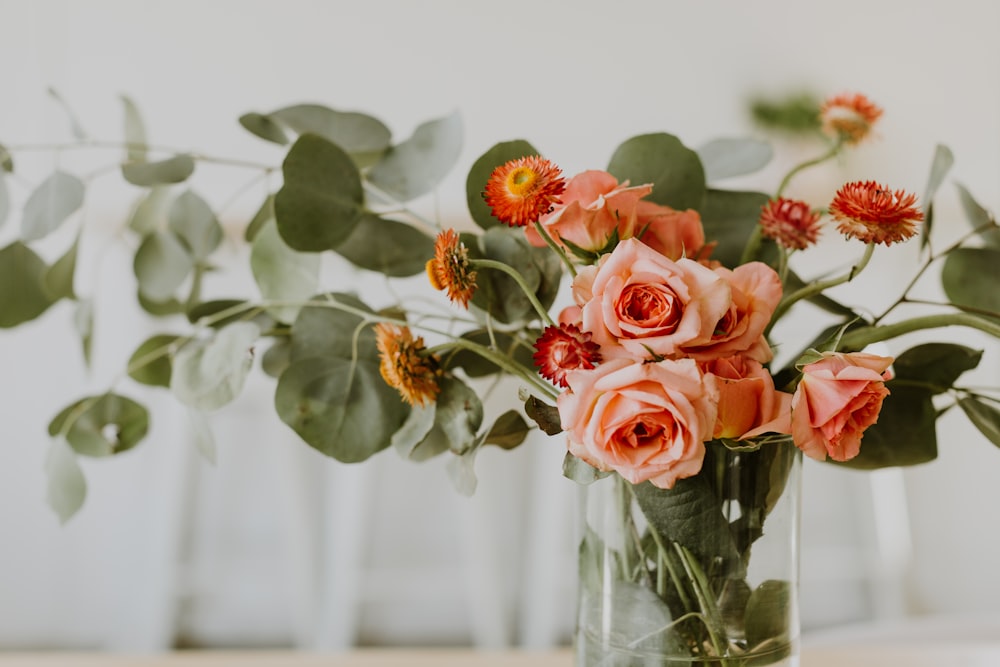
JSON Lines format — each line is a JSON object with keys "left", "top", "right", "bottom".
{"left": 427, "top": 228, "right": 477, "bottom": 309}
{"left": 375, "top": 323, "right": 441, "bottom": 407}
{"left": 758, "top": 198, "right": 822, "bottom": 250}
{"left": 829, "top": 181, "right": 923, "bottom": 246}
{"left": 483, "top": 156, "right": 566, "bottom": 227}
{"left": 534, "top": 324, "right": 602, "bottom": 388}
{"left": 820, "top": 93, "right": 883, "bottom": 145}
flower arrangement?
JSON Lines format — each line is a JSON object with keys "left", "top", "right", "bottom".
{"left": 2, "top": 89, "right": 999, "bottom": 660}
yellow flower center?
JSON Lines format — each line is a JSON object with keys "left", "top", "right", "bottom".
{"left": 505, "top": 166, "right": 539, "bottom": 196}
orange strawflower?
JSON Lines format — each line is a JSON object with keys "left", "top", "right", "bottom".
{"left": 533, "top": 324, "right": 602, "bottom": 388}
{"left": 426, "top": 229, "right": 477, "bottom": 308}
{"left": 483, "top": 156, "right": 566, "bottom": 227}
{"left": 829, "top": 181, "right": 923, "bottom": 246}
{"left": 375, "top": 323, "right": 441, "bottom": 407}
{"left": 820, "top": 93, "right": 883, "bottom": 145}
{"left": 759, "top": 198, "right": 822, "bottom": 250}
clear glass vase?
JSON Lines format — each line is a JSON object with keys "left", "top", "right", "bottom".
{"left": 574, "top": 442, "right": 802, "bottom": 667}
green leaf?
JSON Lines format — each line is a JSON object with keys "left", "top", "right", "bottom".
{"left": 170, "top": 321, "right": 260, "bottom": 411}
{"left": 251, "top": 220, "right": 321, "bottom": 323}
{"left": 0, "top": 172, "right": 9, "bottom": 229}
{"left": 955, "top": 183, "right": 1000, "bottom": 248}
{"left": 274, "top": 134, "right": 365, "bottom": 251}
{"left": 133, "top": 230, "right": 195, "bottom": 302}
{"left": 466, "top": 140, "right": 538, "bottom": 229}
{"left": 128, "top": 333, "right": 184, "bottom": 387}
{"left": 48, "top": 393, "right": 150, "bottom": 457}
{"left": 744, "top": 580, "right": 792, "bottom": 649}
{"left": 275, "top": 356, "right": 407, "bottom": 462}
{"left": 391, "top": 403, "right": 440, "bottom": 461}
{"left": 434, "top": 376, "right": 483, "bottom": 455}
{"left": 168, "top": 190, "right": 222, "bottom": 261}
{"left": 186, "top": 299, "right": 274, "bottom": 331}
{"left": 367, "top": 111, "right": 462, "bottom": 202}
{"left": 0, "top": 241, "right": 54, "bottom": 327}
{"left": 634, "top": 475, "right": 743, "bottom": 575}
{"left": 138, "top": 291, "right": 185, "bottom": 316}
{"left": 238, "top": 112, "right": 289, "bottom": 145}
{"left": 525, "top": 395, "right": 562, "bottom": 435}
{"left": 261, "top": 338, "right": 292, "bottom": 379}
{"left": 121, "top": 154, "right": 196, "bottom": 187}
{"left": 836, "top": 385, "right": 938, "bottom": 469}
{"left": 941, "top": 247, "right": 1000, "bottom": 314}
{"left": 607, "top": 133, "right": 706, "bottom": 211}
{"left": 749, "top": 93, "right": 821, "bottom": 134}
{"left": 483, "top": 410, "right": 530, "bottom": 450}
{"left": 21, "top": 171, "right": 85, "bottom": 241}
{"left": 562, "top": 452, "right": 610, "bottom": 484}
{"left": 446, "top": 447, "right": 482, "bottom": 496}
{"left": 0, "top": 142, "right": 13, "bottom": 172}
{"left": 74, "top": 299, "right": 94, "bottom": 367}
{"left": 333, "top": 213, "right": 434, "bottom": 277}
{"left": 45, "top": 438, "right": 87, "bottom": 524}
{"left": 289, "top": 293, "right": 378, "bottom": 362}
{"left": 700, "top": 189, "right": 773, "bottom": 268}
{"left": 187, "top": 408, "right": 217, "bottom": 465}
{"left": 958, "top": 397, "right": 1000, "bottom": 448}
{"left": 128, "top": 186, "right": 171, "bottom": 236}
{"left": 577, "top": 578, "right": 686, "bottom": 658}
{"left": 48, "top": 87, "right": 88, "bottom": 140}
{"left": 893, "top": 343, "right": 982, "bottom": 392}
{"left": 469, "top": 227, "right": 542, "bottom": 324}
{"left": 40, "top": 234, "right": 78, "bottom": 301}
{"left": 269, "top": 104, "right": 391, "bottom": 164}
{"left": 244, "top": 193, "right": 275, "bottom": 242}
{"left": 920, "top": 145, "right": 954, "bottom": 249}
{"left": 444, "top": 328, "right": 538, "bottom": 378}
{"left": 121, "top": 95, "right": 148, "bottom": 162}
{"left": 697, "top": 137, "right": 773, "bottom": 182}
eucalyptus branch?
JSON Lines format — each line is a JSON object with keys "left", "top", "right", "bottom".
{"left": 532, "top": 220, "right": 577, "bottom": 278}
{"left": 470, "top": 258, "right": 557, "bottom": 327}
{"left": 428, "top": 337, "right": 558, "bottom": 400}
{"left": 362, "top": 181, "right": 441, "bottom": 235}
{"left": 839, "top": 312, "right": 1000, "bottom": 350}
{"left": 769, "top": 242, "right": 875, "bottom": 328}
{"left": 7, "top": 140, "right": 276, "bottom": 172}
{"left": 775, "top": 138, "right": 843, "bottom": 198}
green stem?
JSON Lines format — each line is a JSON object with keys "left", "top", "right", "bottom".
{"left": 532, "top": 220, "right": 577, "bottom": 278}
{"left": 775, "top": 139, "right": 843, "bottom": 198}
{"left": 427, "top": 337, "right": 559, "bottom": 400}
{"left": 471, "top": 258, "right": 557, "bottom": 327}
{"left": 770, "top": 242, "right": 875, "bottom": 328}
{"left": 839, "top": 312, "right": 1000, "bottom": 350}
{"left": 674, "top": 544, "right": 729, "bottom": 662}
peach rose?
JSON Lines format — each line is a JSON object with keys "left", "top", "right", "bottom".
{"left": 702, "top": 355, "right": 792, "bottom": 440}
{"left": 635, "top": 202, "right": 707, "bottom": 261}
{"left": 525, "top": 170, "right": 652, "bottom": 253}
{"left": 577, "top": 238, "right": 731, "bottom": 360}
{"left": 791, "top": 352, "right": 893, "bottom": 462}
{"left": 558, "top": 357, "right": 718, "bottom": 489}
{"left": 681, "top": 262, "right": 783, "bottom": 363}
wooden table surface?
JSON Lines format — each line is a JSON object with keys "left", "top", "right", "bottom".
{"left": 3, "top": 645, "right": 1000, "bottom": 667}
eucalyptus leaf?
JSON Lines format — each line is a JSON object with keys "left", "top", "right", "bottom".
{"left": 0, "top": 241, "right": 54, "bottom": 327}
{"left": 466, "top": 139, "right": 538, "bottom": 229}
{"left": 469, "top": 227, "right": 542, "bottom": 324}
{"left": 43, "top": 234, "right": 79, "bottom": 301}
{"left": 744, "top": 580, "right": 792, "bottom": 649}
{"left": 391, "top": 402, "right": 438, "bottom": 460}
{"left": 836, "top": 385, "right": 937, "bottom": 469}
{"left": 0, "top": 142, "right": 12, "bottom": 172}
{"left": 367, "top": 111, "right": 462, "bottom": 202}
{"left": 261, "top": 338, "right": 292, "bottom": 379}
{"left": 434, "top": 376, "right": 484, "bottom": 455}
{"left": 269, "top": 104, "right": 391, "bottom": 163}
{"left": 121, "top": 95, "right": 148, "bottom": 162}
{"left": 446, "top": 447, "right": 481, "bottom": 496}
{"left": 444, "top": 329, "right": 538, "bottom": 378}
{"left": 48, "top": 88, "right": 88, "bottom": 140}
{"left": 21, "top": 171, "right": 85, "bottom": 241}
{"left": 244, "top": 193, "right": 275, "bottom": 242}
{"left": 133, "top": 230, "right": 195, "bottom": 302}
{"left": 128, "top": 186, "right": 171, "bottom": 236}
{"left": 48, "top": 393, "right": 150, "bottom": 457}
{"left": 941, "top": 247, "right": 1000, "bottom": 314}
{"left": 483, "top": 410, "right": 530, "bottom": 450}
{"left": 238, "top": 112, "right": 289, "bottom": 145}
{"left": 577, "top": 580, "right": 687, "bottom": 658}
{"left": 958, "top": 397, "right": 1000, "bottom": 448}
{"left": 563, "top": 452, "right": 611, "bottom": 485}
{"left": 333, "top": 213, "right": 434, "bottom": 277}
{"left": 170, "top": 321, "right": 260, "bottom": 411}
{"left": 274, "top": 134, "right": 365, "bottom": 251}
{"left": 607, "top": 133, "right": 706, "bottom": 211}
{"left": 700, "top": 189, "right": 773, "bottom": 268}
{"left": 251, "top": 220, "right": 320, "bottom": 323}
{"left": 289, "top": 293, "right": 378, "bottom": 362}
{"left": 168, "top": 190, "right": 222, "bottom": 261}
{"left": 892, "top": 343, "right": 982, "bottom": 393}
{"left": 955, "top": 183, "right": 1000, "bottom": 248}
{"left": 45, "top": 438, "right": 87, "bottom": 524}
{"left": 697, "top": 137, "right": 773, "bottom": 182}
{"left": 137, "top": 291, "right": 185, "bottom": 316}
{"left": 0, "top": 172, "right": 9, "bottom": 229}
{"left": 187, "top": 408, "right": 217, "bottom": 465}
{"left": 74, "top": 298, "right": 94, "bottom": 367}
{"left": 122, "top": 154, "right": 196, "bottom": 187}
{"left": 128, "top": 333, "right": 184, "bottom": 387}
{"left": 920, "top": 144, "right": 953, "bottom": 249}
{"left": 274, "top": 356, "right": 407, "bottom": 462}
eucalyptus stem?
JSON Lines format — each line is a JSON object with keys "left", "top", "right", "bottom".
{"left": 8, "top": 139, "right": 276, "bottom": 172}
{"left": 428, "top": 337, "right": 558, "bottom": 400}
{"left": 774, "top": 139, "right": 843, "bottom": 198}
{"left": 532, "top": 220, "right": 577, "bottom": 278}
{"left": 839, "top": 312, "right": 1000, "bottom": 350}
{"left": 470, "top": 258, "right": 557, "bottom": 327}
{"left": 769, "top": 242, "right": 875, "bottom": 328}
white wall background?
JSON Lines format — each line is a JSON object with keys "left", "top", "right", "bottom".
{"left": 0, "top": 0, "right": 998, "bottom": 650}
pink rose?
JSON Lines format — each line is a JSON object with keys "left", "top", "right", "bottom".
{"left": 702, "top": 355, "right": 792, "bottom": 440}
{"left": 577, "top": 238, "right": 731, "bottom": 360}
{"left": 635, "top": 202, "right": 707, "bottom": 261}
{"left": 680, "top": 262, "right": 783, "bottom": 363}
{"left": 791, "top": 352, "right": 893, "bottom": 462}
{"left": 558, "top": 357, "right": 718, "bottom": 489}
{"left": 525, "top": 170, "right": 652, "bottom": 253}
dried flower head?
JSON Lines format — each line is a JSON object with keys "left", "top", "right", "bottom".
{"left": 375, "top": 323, "right": 441, "bottom": 407}
{"left": 427, "top": 229, "right": 477, "bottom": 309}
{"left": 533, "top": 324, "right": 603, "bottom": 388}
{"left": 483, "top": 156, "right": 566, "bottom": 227}
{"left": 758, "top": 198, "right": 822, "bottom": 250}
{"left": 829, "top": 181, "right": 923, "bottom": 246}
{"left": 820, "top": 93, "right": 883, "bottom": 144}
